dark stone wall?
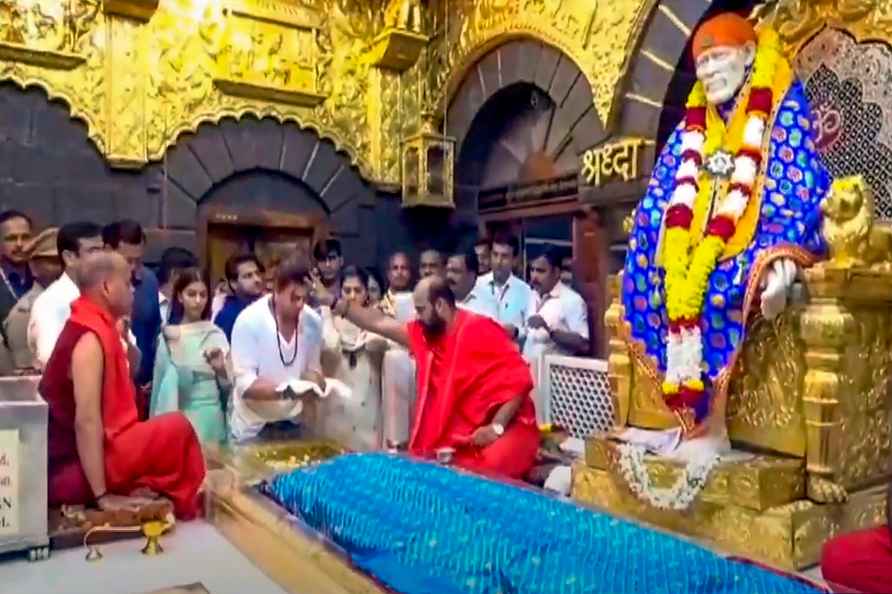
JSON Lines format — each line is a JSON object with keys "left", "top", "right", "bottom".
{"left": 0, "top": 84, "right": 159, "bottom": 231}
{"left": 0, "top": 82, "right": 421, "bottom": 275}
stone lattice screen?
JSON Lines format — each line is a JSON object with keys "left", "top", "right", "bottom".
{"left": 797, "top": 27, "right": 892, "bottom": 220}
{"left": 540, "top": 355, "right": 613, "bottom": 440}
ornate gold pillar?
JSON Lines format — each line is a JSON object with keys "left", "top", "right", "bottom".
{"left": 799, "top": 293, "right": 852, "bottom": 503}
{"left": 103, "top": 13, "right": 147, "bottom": 167}
{"left": 605, "top": 275, "right": 631, "bottom": 427}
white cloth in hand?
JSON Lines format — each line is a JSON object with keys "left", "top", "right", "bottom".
{"left": 275, "top": 377, "right": 352, "bottom": 400}
{"left": 760, "top": 258, "right": 797, "bottom": 321}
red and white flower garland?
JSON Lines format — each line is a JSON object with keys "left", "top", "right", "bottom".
{"left": 660, "top": 29, "right": 780, "bottom": 420}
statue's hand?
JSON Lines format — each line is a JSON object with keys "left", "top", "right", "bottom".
{"left": 760, "top": 258, "right": 797, "bottom": 321}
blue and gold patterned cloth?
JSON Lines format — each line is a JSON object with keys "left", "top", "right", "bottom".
{"left": 624, "top": 80, "right": 828, "bottom": 415}
{"left": 265, "top": 454, "right": 823, "bottom": 594}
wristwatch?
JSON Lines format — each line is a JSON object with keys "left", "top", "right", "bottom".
{"left": 491, "top": 423, "right": 505, "bottom": 436}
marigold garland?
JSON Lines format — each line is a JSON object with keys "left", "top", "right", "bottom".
{"left": 660, "top": 27, "right": 780, "bottom": 419}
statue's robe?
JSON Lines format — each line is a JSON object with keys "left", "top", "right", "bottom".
{"left": 623, "top": 79, "right": 829, "bottom": 419}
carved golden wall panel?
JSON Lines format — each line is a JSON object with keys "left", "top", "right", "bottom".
{"left": 0, "top": 0, "right": 660, "bottom": 184}
{"left": 761, "top": 0, "right": 892, "bottom": 56}
{"left": 421, "top": 0, "right": 654, "bottom": 128}
{"left": 0, "top": 0, "right": 401, "bottom": 181}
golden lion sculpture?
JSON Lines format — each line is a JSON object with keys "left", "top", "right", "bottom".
{"left": 821, "top": 175, "right": 892, "bottom": 270}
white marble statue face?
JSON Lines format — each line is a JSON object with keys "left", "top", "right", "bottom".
{"left": 695, "top": 43, "right": 756, "bottom": 105}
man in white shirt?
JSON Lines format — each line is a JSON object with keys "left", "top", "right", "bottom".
{"left": 523, "top": 245, "right": 590, "bottom": 422}
{"left": 28, "top": 222, "right": 104, "bottom": 369}
{"left": 445, "top": 247, "right": 498, "bottom": 320}
{"left": 476, "top": 232, "right": 531, "bottom": 343}
{"left": 230, "top": 255, "right": 325, "bottom": 442}
{"left": 377, "top": 251, "right": 417, "bottom": 449}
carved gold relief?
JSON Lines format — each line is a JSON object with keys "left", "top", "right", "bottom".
{"left": 761, "top": 0, "right": 892, "bottom": 56}
{"left": 422, "top": 0, "right": 653, "bottom": 127}
{"left": 727, "top": 309, "right": 807, "bottom": 457}
{"left": 0, "top": 0, "right": 657, "bottom": 185}
{"left": 213, "top": 3, "right": 324, "bottom": 107}
{"left": 0, "top": 0, "right": 90, "bottom": 69}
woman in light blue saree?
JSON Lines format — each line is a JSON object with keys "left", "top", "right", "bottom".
{"left": 150, "top": 267, "right": 232, "bottom": 445}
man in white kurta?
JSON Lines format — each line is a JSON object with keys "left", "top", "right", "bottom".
{"left": 230, "top": 292, "right": 324, "bottom": 442}
{"left": 523, "top": 246, "right": 590, "bottom": 423}
{"left": 377, "top": 251, "right": 417, "bottom": 448}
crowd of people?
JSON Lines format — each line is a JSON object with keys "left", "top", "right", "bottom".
{"left": 2, "top": 209, "right": 890, "bottom": 590}
{"left": 0, "top": 210, "right": 590, "bottom": 510}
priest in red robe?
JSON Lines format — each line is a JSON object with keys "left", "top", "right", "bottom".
{"left": 40, "top": 252, "right": 205, "bottom": 519}
{"left": 319, "top": 275, "right": 539, "bottom": 479}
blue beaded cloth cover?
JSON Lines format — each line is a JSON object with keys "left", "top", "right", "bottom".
{"left": 624, "top": 80, "right": 829, "bottom": 418}
{"left": 265, "top": 454, "right": 824, "bottom": 594}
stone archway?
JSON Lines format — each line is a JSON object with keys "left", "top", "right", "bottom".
{"left": 446, "top": 38, "right": 607, "bottom": 216}
{"left": 161, "top": 116, "right": 376, "bottom": 266}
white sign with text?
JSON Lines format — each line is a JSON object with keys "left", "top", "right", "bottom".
{"left": 0, "top": 430, "right": 19, "bottom": 535}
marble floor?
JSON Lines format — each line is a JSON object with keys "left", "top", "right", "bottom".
{"left": 0, "top": 518, "right": 828, "bottom": 594}
{"left": 1, "top": 521, "right": 292, "bottom": 594}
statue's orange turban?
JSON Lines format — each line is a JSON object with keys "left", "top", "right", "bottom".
{"left": 691, "top": 13, "right": 756, "bottom": 60}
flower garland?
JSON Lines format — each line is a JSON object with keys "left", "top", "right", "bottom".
{"left": 616, "top": 443, "right": 720, "bottom": 511}
{"left": 661, "top": 28, "right": 781, "bottom": 418}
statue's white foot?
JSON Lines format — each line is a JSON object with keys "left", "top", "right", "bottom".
{"left": 663, "top": 432, "right": 731, "bottom": 464}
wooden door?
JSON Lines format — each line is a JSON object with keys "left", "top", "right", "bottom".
{"left": 573, "top": 209, "right": 608, "bottom": 358}
{"left": 201, "top": 207, "right": 327, "bottom": 288}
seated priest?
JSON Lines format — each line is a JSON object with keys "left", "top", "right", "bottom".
{"left": 40, "top": 252, "right": 205, "bottom": 519}
{"left": 316, "top": 276, "right": 539, "bottom": 480}
{"left": 622, "top": 13, "right": 828, "bottom": 451}
{"left": 229, "top": 254, "right": 325, "bottom": 442}
{"left": 820, "top": 461, "right": 892, "bottom": 593}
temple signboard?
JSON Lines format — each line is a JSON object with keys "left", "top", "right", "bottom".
{"left": 579, "top": 138, "right": 651, "bottom": 188}
{"left": 0, "top": 430, "right": 19, "bottom": 535}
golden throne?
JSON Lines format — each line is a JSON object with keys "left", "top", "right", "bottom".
{"left": 572, "top": 22, "right": 892, "bottom": 570}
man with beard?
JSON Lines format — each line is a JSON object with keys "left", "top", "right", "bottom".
{"left": 318, "top": 276, "right": 539, "bottom": 479}
{"left": 214, "top": 253, "right": 264, "bottom": 341}
{"left": 445, "top": 247, "right": 497, "bottom": 320}
{"left": 229, "top": 255, "right": 324, "bottom": 442}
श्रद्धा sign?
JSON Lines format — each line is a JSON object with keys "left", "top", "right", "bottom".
{"left": 0, "top": 430, "right": 19, "bottom": 535}
{"left": 580, "top": 138, "right": 652, "bottom": 187}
